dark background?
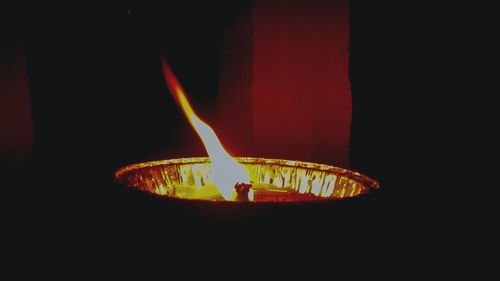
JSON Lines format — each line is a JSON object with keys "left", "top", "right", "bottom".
{"left": 1, "top": 1, "right": 473, "bottom": 267}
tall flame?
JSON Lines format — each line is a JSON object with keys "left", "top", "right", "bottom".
{"left": 161, "top": 57, "right": 249, "bottom": 200}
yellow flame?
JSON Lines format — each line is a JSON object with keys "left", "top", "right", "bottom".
{"left": 161, "top": 58, "right": 249, "bottom": 200}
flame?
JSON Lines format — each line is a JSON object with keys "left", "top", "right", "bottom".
{"left": 161, "top": 57, "right": 249, "bottom": 200}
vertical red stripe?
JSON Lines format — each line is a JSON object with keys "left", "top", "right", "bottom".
{"left": 251, "top": 0, "right": 351, "bottom": 165}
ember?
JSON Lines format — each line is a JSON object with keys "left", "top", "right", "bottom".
{"left": 234, "top": 183, "right": 253, "bottom": 201}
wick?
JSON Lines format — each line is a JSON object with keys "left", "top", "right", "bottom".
{"left": 234, "top": 183, "right": 252, "bottom": 201}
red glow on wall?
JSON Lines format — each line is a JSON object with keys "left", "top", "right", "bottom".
{"left": 0, "top": 50, "right": 32, "bottom": 161}
{"left": 219, "top": 0, "right": 351, "bottom": 166}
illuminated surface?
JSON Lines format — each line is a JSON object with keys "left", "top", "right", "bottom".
{"left": 115, "top": 157, "right": 380, "bottom": 203}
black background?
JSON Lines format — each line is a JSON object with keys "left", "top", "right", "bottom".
{"left": 1, "top": 0, "right": 482, "bottom": 271}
